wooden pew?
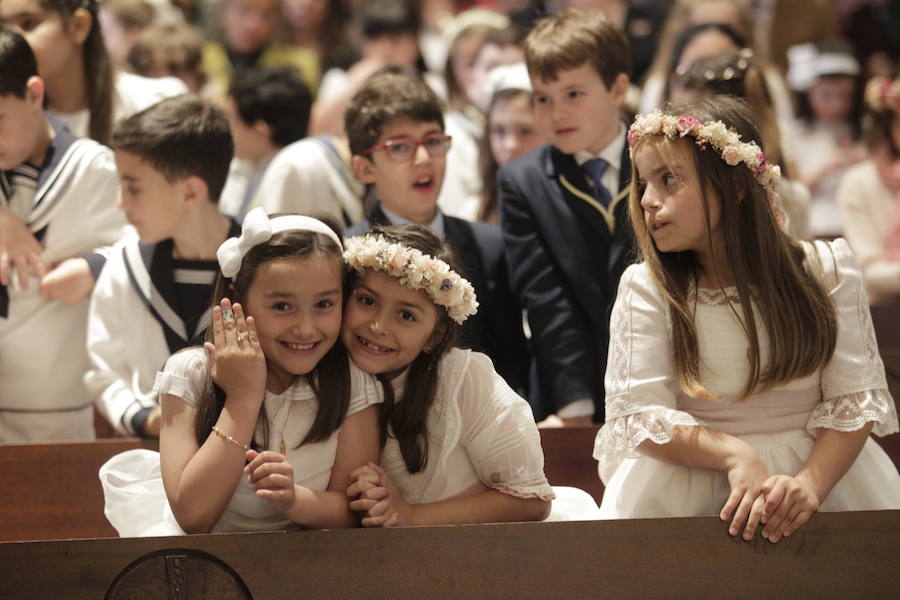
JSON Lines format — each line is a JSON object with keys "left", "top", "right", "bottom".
{"left": 0, "top": 438, "right": 156, "bottom": 542}
{"left": 0, "top": 510, "right": 897, "bottom": 599}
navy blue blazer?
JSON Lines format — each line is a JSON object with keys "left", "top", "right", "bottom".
{"left": 498, "top": 141, "right": 634, "bottom": 421}
{"left": 348, "top": 205, "right": 530, "bottom": 395}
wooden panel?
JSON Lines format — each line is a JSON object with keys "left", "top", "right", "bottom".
{"left": 540, "top": 426, "right": 604, "bottom": 504}
{"left": 0, "top": 511, "right": 897, "bottom": 599}
{"left": 0, "top": 438, "right": 156, "bottom": 542}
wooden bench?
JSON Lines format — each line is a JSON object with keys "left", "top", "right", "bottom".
{"left": 0, "top": 510, "right": 897, "bottom": 599}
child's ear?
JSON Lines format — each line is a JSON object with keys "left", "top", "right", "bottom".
{"left": 610, "top": 72, "right": 630, "bottom": 108}
{"left": 251, "top": 120, "right": 271, "bottom": 141}
{"left": 24, "top": 76, "right": 45, "bottom": 109}
{"left": 351, "top": 154, "right": 377, "bottom": 184}
{"left": 181, "top": 175, "right": 209, "bottom": 206}
{"left": 67, "top": 7, "right": 93, "bottom": 46}
{"left": 424, "top": 322, "right": 448, "bottom": 354}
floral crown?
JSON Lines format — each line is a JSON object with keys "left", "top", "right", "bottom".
{"left": 343, "top": 234, "right": 479, "bottom": 324}
{"left": 627, "top": 110, "right": 781, "bottom": 192}
{"left": 864, "top": 76, "right": 900, "bottom": 113}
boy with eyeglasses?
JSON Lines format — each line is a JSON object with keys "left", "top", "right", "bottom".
{"left": 345, "top": 69, "right": 528, "bottom": 397}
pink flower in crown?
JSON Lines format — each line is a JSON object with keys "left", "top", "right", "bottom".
{"left": 388, "top": 246, "right": 411, "bottom": 273}
{"left": 443, "top": 276, "right": 467, "bottom": 307}
{"left": 751, "top": 153, "right": 768, "bottom": 174}
{"left": 676, "top": 116, "right": 701, "bottom": 136}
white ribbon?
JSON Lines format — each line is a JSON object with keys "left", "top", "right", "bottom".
{"left": 216, "top": 207, "right": 343, "bottom": 278}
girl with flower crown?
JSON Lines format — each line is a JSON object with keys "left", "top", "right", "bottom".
{"left": 341, "top": 224, "right": 592, "bottom": 526}
{"left": 594, "top": 95, "right": 900, "bottom": 542}
{"left": 100, "top": 208, "right": 382, "bottom": 536}
{"left": 838, "top": 76, "right": 900, "bottom": 304}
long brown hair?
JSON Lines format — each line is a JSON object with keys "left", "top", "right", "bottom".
{"left": 629, "top": 96, "right": 837, "bottom": 399}
{"left": 194, "top": 222, "right": 350, "bottom": 449}
{"left": 477, "top": 88, "right": 531, "bottom": 224}
{"left": 353, "top": 225, "right": 460, "bottom": 474}
{"left": 44, "top": 0, "right": 114, "bottom": 144}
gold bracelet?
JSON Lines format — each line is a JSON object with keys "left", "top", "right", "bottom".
{"left": 211, "top": 426, "right": 250, "bottom": 451}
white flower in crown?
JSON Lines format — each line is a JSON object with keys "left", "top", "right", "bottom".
{"left": 343, "top": 234, "right": 478, "bottom": 324}
{"left": 628, "top": 109, "right": 781, "bottom": 193}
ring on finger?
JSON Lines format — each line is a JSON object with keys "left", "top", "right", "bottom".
{"left": 222, "top": 309, "right": 236, "bottom": 328}
{"left": 237, "top": 332, "right": 249, "bottom": 344}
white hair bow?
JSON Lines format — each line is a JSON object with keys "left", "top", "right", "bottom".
{"left": 216, "top": 207, "right": 342, "bottom": 278}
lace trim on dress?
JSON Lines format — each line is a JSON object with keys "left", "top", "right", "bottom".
{"left": 807, "top": 389, "right": 899, "bottom": 437}
{"left": 821, "top": 366, "right": 887, "bottom": 400}
{"left": 592, "top": 407, "right": 707, "bottom": 466}
{"left": 492, "top": 483, "right": 556, "bottom": 502}
{"left": 694, "top": 286, "right": 743, "bottom": 306}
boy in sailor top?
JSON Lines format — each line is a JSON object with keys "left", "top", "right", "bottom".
{"left": 85, "top": 96, "right": 238, "bottom": 437}
{"left": 0, "top": 31, "right": 128, "bottom": 441}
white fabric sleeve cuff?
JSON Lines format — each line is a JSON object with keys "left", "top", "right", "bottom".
{"left": 557, "top": 399, "right": 594, "bottom": 419}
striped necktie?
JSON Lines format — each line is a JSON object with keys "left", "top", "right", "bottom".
{"left": 582, "top": 158, "right": 612, "bottom": 208}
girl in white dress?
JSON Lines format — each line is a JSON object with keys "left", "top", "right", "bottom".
{"left": 341, "top": 224, "right": 559, "bottom": 527}
{"left": 100, "top": 209, "right": 382, "bottom": 536}
{"left": 594, "top": 96, "right": 900, "bottom": 543}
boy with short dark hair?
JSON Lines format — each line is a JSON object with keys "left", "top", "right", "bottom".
{"left": 0, "top": 28, "right": 127, "bottom": 441}
{"left": 221, "top": 65, "right": 363, "bottom": 225}
{"left": 85, "top": 95, "right": 238, "bottom": 437}
{"left": 498, "top": 8, "right": 633, "bottom": 424}
{"left": 345, "top": 69, "right": 528, "bottom": 395}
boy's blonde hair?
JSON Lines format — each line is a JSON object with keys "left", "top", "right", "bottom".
{"left": 524, "top": 8, "right": 630, "bottom": 87}
{"left": 629, "top": 96, "right": 837, "bottom": 400}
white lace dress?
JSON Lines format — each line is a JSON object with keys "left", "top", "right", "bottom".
{"left": 594, "top": 239, "right": 900, "bottom": 519}
{"left": 381, "top": 348, "right": 600, "bottom": 521}
{"left": 100, "top": 348, "right": 383, "bottom": 536}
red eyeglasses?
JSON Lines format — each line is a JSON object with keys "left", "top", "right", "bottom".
{"left": 362, "top": 134, "right": 453, "bottom": 163}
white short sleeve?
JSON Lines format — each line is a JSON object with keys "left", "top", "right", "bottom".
{"left": 806, "top": 239, "right": 899, "bottom": 437}
{"left": 593, "top": 264, "right": 705, "bottom": 482}
{"left": 152, "top": 348, "right": 209, "bottom": 409}
{"left": 347, "top": 361, "right": 384, "bottom": 416}
{"left": 457, "top": 352, "right": 554, "bottom": 501}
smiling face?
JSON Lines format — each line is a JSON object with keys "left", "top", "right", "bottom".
{"left": 532, "top": 63, "right": 627, "bottom": 155}
{"left": 342, "top": 269, "right": 442, "bottom": 380}
{"left": 243, "top": 255, "right": 343, "bottom": 393}
{"left": 352, "top": 118, "right": 446, "bottom": 224}
{"left": 634, "top": 139, "right": 721, "bottom": 261}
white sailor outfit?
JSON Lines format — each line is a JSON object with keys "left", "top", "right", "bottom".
{"left": 0, "top": 120, "right": 128, "bottom": 441}
{"left": 85, "top": 222, "right": 239, "bottom": 436}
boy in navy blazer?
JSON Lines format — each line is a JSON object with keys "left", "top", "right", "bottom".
{"left": 498, "top": 8, "right": 634, "bottom": 424}
{"left": 345, "top": 69, "right": 529, "bottom": 395}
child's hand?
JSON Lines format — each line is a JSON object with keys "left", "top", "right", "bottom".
{"left": 39, "top": 258, "right": 94, "bottom": 304}
{"left": 759, "top": 474, "right": 820, "bottom": 543}
{"left": 204, "top": 299, "right": 267, "bottom": 401}
{"left": 348, "top": 462, "right": 409, "bottom": 527}
{"left": 244, "top": 449, "right": 296, "bottom": 514}
{"left": 721, "top": 450, "right": 769, "bottom": 541}
{"left": 0, "top": 204, "right": 45, "bottom": 290}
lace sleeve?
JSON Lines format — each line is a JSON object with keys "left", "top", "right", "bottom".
{"left": 813, "top": 239, "right": 897, "bottom": 435}
{"left": 807, "top": 390, "right": 899, "bottom": 437}
{"left": 592, "top": 265, "right": 705, "bottom": 483}
{"left": 458, "top": 353, "right": 555, "bottom": 502}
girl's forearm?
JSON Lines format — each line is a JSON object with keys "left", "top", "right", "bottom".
{"left": 169, "top": 399, "right": 261, "bottom": 533}
{"left": 285, "top": 488, "right": 357, "bottom": 529}
{"left": 795, "top": 424, "right": 874, "bottom": 503}
{"left": 406, "top": 490, "right": 551, "bottom": 526}
{"left": 637, "top": 425, "right": 758, "bottom": 472}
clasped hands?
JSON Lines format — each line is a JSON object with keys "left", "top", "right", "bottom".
{"left": 346, "top": 462, "right": 411, "bottom": 528}
{"left": 721, "top": 452, "right": 820, "bottom": 543}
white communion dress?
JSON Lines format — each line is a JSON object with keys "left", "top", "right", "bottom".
{"left": 100, "top": 348, "right": 383, "bottom": 536}
{"left": 594, "top": 239, "right": 900, "bottom": 518}
{"left": 382, "top": 348, "right": 601, "bottom": 521}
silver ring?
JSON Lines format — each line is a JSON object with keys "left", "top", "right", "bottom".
{"left": 222, "top": 309, "right": 235, "bottom": 324}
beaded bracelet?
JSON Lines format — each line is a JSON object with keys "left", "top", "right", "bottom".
{"left": 211, "top": 425, "right": 250, "bottom": 451}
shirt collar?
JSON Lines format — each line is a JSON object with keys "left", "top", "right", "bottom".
{"left": 380, "top": 204, "right": 446, "bottom": 238}
{"left": 574, "top": 123, "right": 627, "bottom": 170}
